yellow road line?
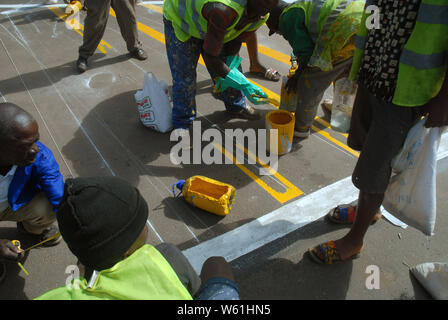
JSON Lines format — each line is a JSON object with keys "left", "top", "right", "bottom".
{"left": 142, "top": 3, "right": 163, "bottom": 14}
{"left": 311, "top": 124, "right": 359, "bottom": 157}
{"left": 314, "top": 116, "right": 349, "bottom": 139}
{"left": 233, "top": 143, "right": 303, "bottom": 203}
{"left": 49, "top": 8, "right": 112, "bottom": 54}
{"left": 216, "top": 143, "right": 303, "bottom": 203}
{"left": 120, "top": 8, "right": 301, "bottom": 203}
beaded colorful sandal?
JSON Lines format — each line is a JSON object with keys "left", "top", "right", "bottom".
{"left": 308, "top": 241, "right": 362, "bottom": 265}
{"left": 327, "top": 204, "right": 382, "bottom": 225}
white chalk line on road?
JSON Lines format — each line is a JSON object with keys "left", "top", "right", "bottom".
{"left": 183, "top": 132, "right": 448, "bottom": 274}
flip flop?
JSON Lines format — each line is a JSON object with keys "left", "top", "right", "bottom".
{"left": 248, "top": 67, "right": 281, "bottom": 82}
{"left": 327, "top": 204, "right": 382, "bottom": 225}
{"left": 308, "top": 241, "right": 362, "bottom": 265}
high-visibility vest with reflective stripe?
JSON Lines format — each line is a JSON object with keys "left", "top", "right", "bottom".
{"left": 163, "top": 0, "right": 268, "bottom": 43}
{"left": 349, "top": 0, "right": 448, "bottom": 107}
{"left": 35, "top": 245, "right": 193, "bottom": 300}
{"left": 283, "top": 0, "right": 365, "bottom": 71}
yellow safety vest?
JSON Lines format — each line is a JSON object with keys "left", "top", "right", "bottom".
{"left": 35, "top": 245, "right": 193, "bottom": 300}
{"left": 349, "top": 0, "right": 448, "bottom": 106}
{"left": 163, "top": 0, "right": 268, "bottom": 43}
{"left": 283, "top": 0, "right": 365, "bottom": 71}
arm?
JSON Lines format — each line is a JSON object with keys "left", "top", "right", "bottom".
{"left": 202, "top": 3, "right": 267, "bottom": 104}
{"left": 424, "top": 70, "right": 448, "bottom": 128}
{"left": 280, "top": 8, "right": 314, "bottom": 93}
{"left": 202, "top": 3, "right": 238, "bottom": 78}
{"left": 35, "top": 143, "right": 64, "bottom": 212}
{"left": 280, "top": 8, "right": 314, "bottom": 63}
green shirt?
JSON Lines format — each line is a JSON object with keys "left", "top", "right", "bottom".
{"left": 278, "top": 7, "right": 314, "bottom": 60}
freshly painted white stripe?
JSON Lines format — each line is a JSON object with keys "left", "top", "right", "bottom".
{"left": 183, "top": 132, "right": 448, "bottom": 274}
{"left": 183, "top": 176, "right": 359, "bottom": 274}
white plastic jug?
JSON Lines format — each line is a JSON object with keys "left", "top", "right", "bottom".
{"left": 330, "top": 78, "right": 357, "bottom": 133}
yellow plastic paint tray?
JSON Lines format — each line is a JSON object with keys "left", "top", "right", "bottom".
{"left": 173, "top": 176, "right": 236, "bottom": 216}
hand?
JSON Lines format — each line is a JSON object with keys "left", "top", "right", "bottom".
{"left": 423, "top": 92, "right": 448, "bottom": 129}
{"left": 0, "top": 239, "right": 24, "bottom": 261}
{"left": 423, "top": 74, "right": 448, "bottom": 128}
{"left": 215, "top": 68, "right": 268, "bottom": 104}
{"left": 244, "top": 85, "right": 268, "bottom": 105}
{"left": 285, "top": 55, "right": 310, "bottom": 94}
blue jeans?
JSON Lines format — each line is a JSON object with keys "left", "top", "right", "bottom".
{"left": 164, "top": 18, "right": 246, "bottom": 129}
{"left": 195, "top": 277, "right": 240, "bottom": 300}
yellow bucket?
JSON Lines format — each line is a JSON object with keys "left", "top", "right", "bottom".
{"left": 266, "top": 110, "right": 295, "bottom": 155}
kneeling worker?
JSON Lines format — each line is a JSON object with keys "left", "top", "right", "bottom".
{"left": 266, "top": 0, "right": 365, "bottom": 138}
{"left": 36, "top": 176, "right": 240, "bottom": 300}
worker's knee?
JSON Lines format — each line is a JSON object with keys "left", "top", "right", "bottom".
{"left": 200, "top": 256, "right": 234, "bottom": 283}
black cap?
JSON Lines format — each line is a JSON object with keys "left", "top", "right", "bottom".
{"left": 57, "top": 176, "right": 148, "bottom": 271}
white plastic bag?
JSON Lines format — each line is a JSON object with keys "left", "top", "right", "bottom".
{"left": 135, "top": 72, "right": 173, "bottom": 133}
{"left": 410, "top": 262, "right": 448, "bottom": 300}
{"left": 383, "top": 118, "right": 442, "bottom": 236}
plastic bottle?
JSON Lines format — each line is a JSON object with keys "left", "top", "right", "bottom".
{"left": 173, "top": 176, "right": 236, "bottom": 216}
{"left": 330, "top": 77, "right": 357, "bottom": 133}
{"left": 279, "top": 54, "right": 299, "bottom": 112}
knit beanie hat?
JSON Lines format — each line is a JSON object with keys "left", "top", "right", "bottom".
{"left": 57, "top": 176, "right": 148, "bottom": 271}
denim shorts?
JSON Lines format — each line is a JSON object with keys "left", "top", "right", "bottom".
{"left": 195, "top": 277, "right": 240, "bottom": 300}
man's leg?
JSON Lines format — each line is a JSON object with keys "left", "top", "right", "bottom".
{"left": 110, "top": 0, "right": 146, "bottom": 58}
{"left": 246, "top": 33, "right": 280, "bottom": 82}
{"left": 195, "top": 256, "right": 240, "bottom": 300}
{"left": 310, "top": 84, "right": 422, "bottom": 263}
{"left": 0, "top": 193, "right": 56, "bottom": 235}
{"left": 78, "top": 0, "right": 111, "bottom": 60}
{"left": 164, "top": 18, "right": 201, "bottom": 129}
{"left": 294, "top": 58, "right": 353, "bottom": 137}
{"left": 334, "top": 191, "right": 384, "bottom": 259}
